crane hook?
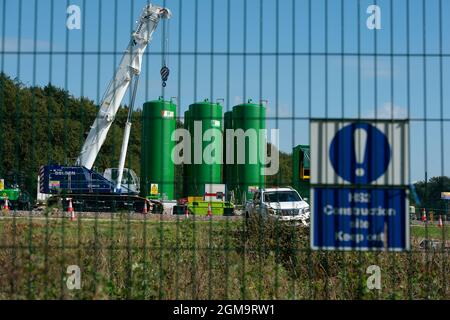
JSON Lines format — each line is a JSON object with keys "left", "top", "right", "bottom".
{"left": 160, "top": 65, "right": 170, "bottom": 87}
{"left": 161, "top": 18, "right": 170, "bottom": 88}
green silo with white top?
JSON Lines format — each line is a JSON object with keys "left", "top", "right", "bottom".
{"left": 185, "top": 99, "right": 223, "bottom": 197}
{"left": 141, "top": 97, "right": 177, "bottom": 200}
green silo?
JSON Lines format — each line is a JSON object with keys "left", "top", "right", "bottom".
{"left": 232, "top": 100, "right": 266, "bottom": 202}
{"left": 186, "top": 99, "right": 223, "bottom": 197}
{"left": 223, "top": 111, "right": 234, "bottom": 193}
{"left": 183, "top": 109, "right": 191, "bottom": 198}
{"left": 292, "top": 145, "right": 310, "bottom": 201}
{"left": 141, "top": 97, "right": 177, "bottom": 200}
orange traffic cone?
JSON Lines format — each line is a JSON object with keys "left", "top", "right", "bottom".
{"left": 438, "top": 215, "right": 443, "bottom": 228}
{"left": 207, "top": 202, "right": 212, "bottom": 217}
{"left": 3, "top": 196, "right": 9, "bottom": 212}
{"left": 184, "top": 205, "right": 189, "bottom": 218}
{"left": 143, "top": 201, "right": 148, "bottom": 214}
{"left": 421, "top": 209, "right": 427, "bottom": 222}
{"left": 67, "top": 198, "right": 76, "bottom": 221}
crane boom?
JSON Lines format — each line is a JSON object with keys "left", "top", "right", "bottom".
{"left": 76, "top": 4, "right": 171, "bottom": 170}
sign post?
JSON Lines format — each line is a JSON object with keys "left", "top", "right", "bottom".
{"left": 310, "top": 120, "right": 410, "bottom": 251}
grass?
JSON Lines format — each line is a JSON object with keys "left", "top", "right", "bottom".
{"left": 0, "top": 215, "right": 448, "bottom": 300}
{"left": 410, "top": 224, "right": 450, "bottom": 240}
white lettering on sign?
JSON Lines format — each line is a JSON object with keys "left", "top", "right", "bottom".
{"left": 348, "top": 192, "right": 371, "bottom": 203}
{"left": 336, "top": 232, "right": 385, "bottom": 243}
{"left": 324, "top": 205, "right": 396, "bottom": 217}
{"left": 349, "top": 218, "right": 369, "bottom": 229}
{"left": 367, "top": 233, "right": 385, "bottom": 241}
{"left": 336, "top": 231, "right": 364, "bottom": 243}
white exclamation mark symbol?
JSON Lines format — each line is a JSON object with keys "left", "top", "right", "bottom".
{"left": 354, "top": 128, "right": 367, "bottom": 177}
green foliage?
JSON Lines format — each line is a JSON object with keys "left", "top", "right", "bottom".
{"left": 0, "top": 72, "right": 142, "bottom": 198}
{"left": 413, "top": 176, "right": 450, "bottom": 210}
{"left": 0, "top": 218, "right": 447, "bottom": 300}
{"left": 0, "top": 72, "right": 301, "bottom": 201}
{"left": 265, "top": 144, "right": 293, "bottom": 187}
{"left": 244, "top": 215, "right": 449, "bottom": 299}
{"left": 9, "top": 71, "right": 450, "bottom": 210}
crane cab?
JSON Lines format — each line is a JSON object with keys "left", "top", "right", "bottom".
{"left": 103, "top": 168, "right": 140, "bottom": 194}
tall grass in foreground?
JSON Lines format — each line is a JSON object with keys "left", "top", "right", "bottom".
{"left": 0, "top": 216, "right": 448, "bottom": 299}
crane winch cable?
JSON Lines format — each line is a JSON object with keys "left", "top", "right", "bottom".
{"left": 160, "top": 18, "right": 170, "bottom": 87}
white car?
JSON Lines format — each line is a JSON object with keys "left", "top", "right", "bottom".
{"left": 245, "top": 187, "right": 310, "bottom": 227}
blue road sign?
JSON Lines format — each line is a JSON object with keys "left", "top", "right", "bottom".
{"left": 311, "top": 188, "right": 408, "bottom": 250}
{"left": 329, "top": 123, "right": 391, "bottom": 184}
{"left": 311, "top": 120, "right": 410, "bottom": 251}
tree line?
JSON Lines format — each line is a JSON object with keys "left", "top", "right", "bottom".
{"left": 1, "top": 72, "right": 446, "bottom": 208}
{"left": 0, "top": 72, "right": 141, "bottom": 197}
{"left": 0, "top": 73, "right": 293, "bottom": 200}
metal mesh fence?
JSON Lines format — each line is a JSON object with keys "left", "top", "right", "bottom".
{"left": 0, "top": 0, "right": 448, "bottom": 300}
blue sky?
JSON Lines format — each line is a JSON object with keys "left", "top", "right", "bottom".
{"left": 1, "top": 0, "right": 450, "bottom": 182}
